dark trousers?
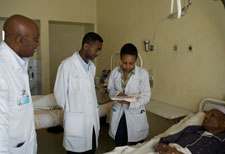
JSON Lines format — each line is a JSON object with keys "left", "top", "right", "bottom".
{"left": 67, "top": 128, "right": 96, "bottom": 154}
{"left": 115, "top": 114, "right": 144, "bottom": 147}
{"left": 115, "top": 114, "right": 128, "bottom": 147}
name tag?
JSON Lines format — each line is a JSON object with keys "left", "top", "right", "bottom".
{"left": 112, "top": 107, "right": 116, "bottom": 112}
{"left": 18, "top": 90, "right": 30, "bottom": 106}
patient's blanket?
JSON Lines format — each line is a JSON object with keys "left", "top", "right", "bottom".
{"left": 105, "top": 112, "right": 205, "bottom": 154}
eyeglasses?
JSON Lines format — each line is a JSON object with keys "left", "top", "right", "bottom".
{"left": 22, "top": 35, "right": 40, "bottom": 43}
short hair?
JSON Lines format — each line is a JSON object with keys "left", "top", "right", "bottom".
{"left": 82, "top": 32, "right": 103, "bottom": 46}
{"left": 120, "top": 43, "right": 138, "bottom": 60}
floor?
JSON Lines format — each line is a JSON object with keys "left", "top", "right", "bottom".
{"left": 37, "top": 118, "right": 115, "bottom": 154}
{"left": 37, "top": 112, "right": 174, "bottom": 154}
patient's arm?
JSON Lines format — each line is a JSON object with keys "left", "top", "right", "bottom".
{"left": 156, "top": 143, "right": 184, "bottom": 154}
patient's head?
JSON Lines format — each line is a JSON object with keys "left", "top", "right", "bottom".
{"left": 203, "top": 109, "right": 225, "bottom": 134}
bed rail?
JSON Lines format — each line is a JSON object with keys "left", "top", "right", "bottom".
{"left": 199, "top": 98, "right": 225, "bottom": 112}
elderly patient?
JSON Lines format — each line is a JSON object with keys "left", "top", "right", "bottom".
{"left": 156, "top": 109, "right": 225, "bottom": 154}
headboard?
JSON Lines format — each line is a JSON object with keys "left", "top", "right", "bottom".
{"left": 199, "top": 98, "right": 225, "bottom": 112}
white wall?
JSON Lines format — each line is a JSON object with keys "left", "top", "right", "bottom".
{"left": 97, "top": 0, "right": 225, "bottom": 112}
{"left": 49, "top": 21, "right": 94, "bottom": 92}
{"left": 0, "top": 0, "right": 97, "bottom": 94}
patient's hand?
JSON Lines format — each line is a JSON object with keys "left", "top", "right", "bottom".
{"left": 156, "top": 143, "right": 184, "bottom": 154}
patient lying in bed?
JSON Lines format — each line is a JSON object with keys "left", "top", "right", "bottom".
{"left": 156, "top": 108, "right": 225, "bottom": 154}
{"left": 105, "top": 108, "right": 225, "bottom": 154}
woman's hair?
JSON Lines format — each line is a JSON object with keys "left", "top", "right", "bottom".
{"left": 120, "top": 43, "right": 138, "bottom": 60}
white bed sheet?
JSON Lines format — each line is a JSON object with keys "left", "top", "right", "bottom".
{"left": 32, "top": 94, "right": 63, "bottom": 129}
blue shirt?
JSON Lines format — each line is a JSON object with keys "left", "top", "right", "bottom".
{"left": 76, "top": 52, "right": 91, "bottom": 72}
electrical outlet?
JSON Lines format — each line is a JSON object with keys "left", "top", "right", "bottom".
{"left": 173, "top": 45, "right": 178, "bottom": 52}
{"left": 149, "top": 44, "right": 155, "bottom": 52}
{"left": 188, "top": 45, "right": 193, "bottom": 52}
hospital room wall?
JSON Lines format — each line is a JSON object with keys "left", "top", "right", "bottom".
{"left": 0, "top": 0, "right": 97, "bottom": 94}
{"left": 49, "top": 22, "right": 95, "bottom": 92}
{"left": 96, "top": 0, "right": 225, "bottom": 112}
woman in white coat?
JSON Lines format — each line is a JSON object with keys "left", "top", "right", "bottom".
{"left": 54, "top": 32, "right": 103, "bottom": 154}
{"left": 108, "top": 43, "right": 151, "bottom": 147}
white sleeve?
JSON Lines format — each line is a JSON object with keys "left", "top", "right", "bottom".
{"left": 0, "top": 77, "right": 10, "bottom": 153}
{"left": 54, "top": 63, "right": 69, "bottom": 110}
{"left": 129, "top": 69, "right": 151, "bottom": 109}
{"left": 107, "top": 69, "right": 121, "bottom": 98}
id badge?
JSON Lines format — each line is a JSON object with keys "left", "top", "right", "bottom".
{"left": 19, "top": 90, "right": 30, "bottom": 105}
{"left": 111, "top": 107, "right": 116, "bottom": 112}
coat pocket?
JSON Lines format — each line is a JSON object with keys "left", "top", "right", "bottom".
{"left": 64, "top": 112, "right": 84, "bottom": 137}
{"left": 70, "top": 76, "right": 80, "bottom": 93}
{"left": 10, "top": 140, "right": 27, "bottom": 154}
{"left": 126, "top": 110, "right": 149, "bottom": 132}
{"left": 10, "top": 137, "right": 36, "bottom": 154}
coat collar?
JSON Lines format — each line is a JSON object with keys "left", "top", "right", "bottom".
{"left": 115, "top": 65, "right": 139, "bottom": 79}
{"left": 72, "top": 51, "right": 95, "bottom": 75}
{"left": 118, "top": 65, "right": 136, "bottom": 75}
{"left": 76, "top": 51, "right": 92, "bottom": 72}
{"left": 0, "top": 41, "right": 29, "bottom": 73}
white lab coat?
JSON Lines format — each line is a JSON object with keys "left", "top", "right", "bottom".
{"left": 0, "top": 42, "right": 37, "bottom": 154}
{"left": 108, "top": 66, "right": 151, "bottom": 142}
{"left": 54, "top": 52, "right": 100, "bottom": 152}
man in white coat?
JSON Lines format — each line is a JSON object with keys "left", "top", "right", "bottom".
{"left": 54, "top": 32, "right": 103, "bottom": 154}
{"left": 0, "top": 15, "right": 40, "bottom": 154}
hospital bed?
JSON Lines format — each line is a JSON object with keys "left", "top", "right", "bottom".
{"left": 32, "top": 93, "right": 113, "bottom": 129}
{"left": 104, "top": 98, "right": 225, "bottom": 154}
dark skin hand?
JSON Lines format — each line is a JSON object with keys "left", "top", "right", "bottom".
{"left": 117, "top": 92, "right": 130, "bottom": 105}
{"left": 156, "top": 143, "right": 184, "bottom": 154}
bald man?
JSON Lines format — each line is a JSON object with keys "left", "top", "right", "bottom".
{"left": 0, "top": 15, "right": 40, "bottom": 154}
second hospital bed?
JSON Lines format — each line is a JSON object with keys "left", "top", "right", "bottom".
{"left": 32, "top": 89, "right": 113, "bottom": 129}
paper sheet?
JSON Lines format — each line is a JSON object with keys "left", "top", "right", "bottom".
{"left": 111, "top": 94, "right": 140, "bottom": 102}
